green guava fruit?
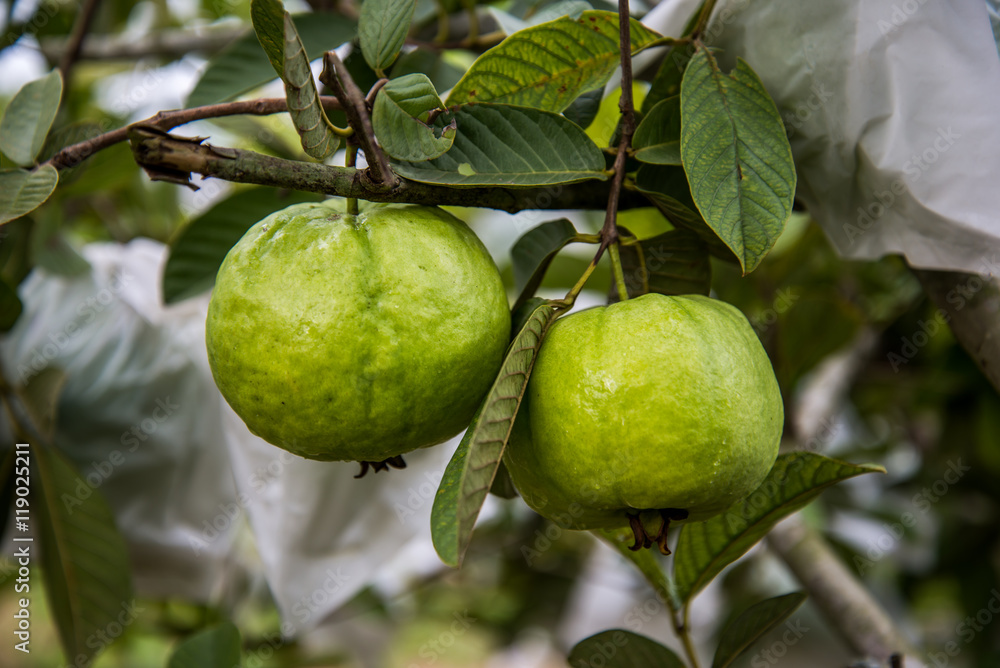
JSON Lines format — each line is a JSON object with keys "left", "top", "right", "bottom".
{"left": 205, "top": 202, "right": 511, "bottom": 463}
{"left": 503, "top": 293, "right": 782, "bottom": 537}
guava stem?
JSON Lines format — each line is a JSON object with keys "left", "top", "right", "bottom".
{"left": 609, "top": 242, "right": 629, "bottom": 302}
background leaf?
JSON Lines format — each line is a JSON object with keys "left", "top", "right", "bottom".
{"left": 186, "top": 15, "right": 357, "bottom": 108}
{"left": 511, "top": 219, "right": 578, "bottom": 309}
{"left": 447, "top": 11, "right": 661, "bottom": 111}
{"left": 432, "top": 303, "right": 558, "bottom": 567}
{"left": 163, "top": 187, "right": 322, "bottom": 303}
{"left": 371, "top": 74, "right": 454, "bottom": 161}
{"left": 0, "top": 71, "right": 62, "bottom": 166}
{"left": 568, "top": 630, "right": 686, "bottom": 668}
{"left": 0, "top": 278, "right": 22, "bottom": 331}
{"left": 633, "top": 96, "right": 681, "bottom": 165}
{"left": 563, "top": 88, "right": 603, "bottom": 130}
{"left": 613, "top": 227, "right": 711, "bottom": 300}
{"left": 673, "top": 453, "right": 885, "bottom": 603}
{"left": 392, "top": 104, "right": 607, "bottom": 187}
{"left": 33, "top": 445, "right": 134, "bottom": 666}
{"left": 0, "top": 167, "right": 59, "bottom": 225}
{"left": 712, "top": 592, "right": 807, "bottom": 668}
{"left": 167, "top": 622, "right": 242, "bottom": 668}
{"left": 680, "top": 49, "right": 796, "bottom": 273}
{"left": 359, "top": 0, "right": 416, "bottom": 74}
{"left": 595, "top": 527, "right": 679, "bottom": 611}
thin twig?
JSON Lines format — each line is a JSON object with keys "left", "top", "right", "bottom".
{"left": 320, "top": 51, "right": 397, "bottom": 188}
{"left": 43, "top": 96, "right": 344, "bottom": 171}
{"left": 58, "top": 0, "right": 102, "bottom": 92}
{"left": 689, "top": 0, "right": 720, "bottom": 40}
{"left": 39, "top": 25, "right": 245, "bottom": 61}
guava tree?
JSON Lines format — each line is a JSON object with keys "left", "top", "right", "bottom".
{"left": 1, "top": 0, "right": 998, "bottom": 667}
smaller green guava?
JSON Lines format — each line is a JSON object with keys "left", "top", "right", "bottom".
{"left": 503, "top": 293, "right": 782, "bottom": 550}
{"left": 206, "top": 202, "right": 511, "bottom": 465}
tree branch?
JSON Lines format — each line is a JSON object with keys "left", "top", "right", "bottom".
{"left": 768, "top": 517, "right": 914, "bottom": 664}
{"left": 320, "top": 51, "right": 396, "bottom": 188}
{"left": 58, "top": 0, "right": 102, "bottom": 92}
{"left": 40, "top": 25, "right": 245, "bottom": 62}
{"left": 911, "top": 267, "right": 1000, "bottom": 393}
{"left": 126, "top": 128, "right": 646, "bottom": 213}
{"left": 44, "top": 96, "right": 344, "bottom": 171}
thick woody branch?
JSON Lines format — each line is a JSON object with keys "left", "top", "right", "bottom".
{"left": 126, "top": 129, "right": 644, "bottom": 213}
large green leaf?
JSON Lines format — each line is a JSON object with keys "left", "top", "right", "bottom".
{"left": 359, "top": 0, "right": 416, "bottom": 74}
{"left": 0, "top": 167, "right": 58, "bottom": 226}
{"left": 447, "top": 11, "right": 661, "bottom": 112}
{"left": 392, "top": 104, "right": 607, "bottom": 187}
{"left": 371, "top": 74, "right": 454, "bottom": 161}
{"left": 163, "top": 187, "right": 322, "bottom": 303}
{"left": 614, "top": 227, "right": 711, "bottom": 299}
{"left": 568, "top": 630, "right": 686, "bottom": 668}
{"left": 0, "top": 71, "right": 62, "bottom": 167}
{"left": 186, "top": 15, "right": 357, "bottom": 108}
{"left": 511, "top": 219, "right": 579, "bottom": 310}
{"left": 673, "top": 453, "right": 885, "bottom": 603}
{"left": 167, "top": 622, "right": 242, "bottom": 668}
{"left": 712, "top": 592, "right": 807, "bottom": 668}
{"left": 633, "top": 96, "right": 681, "bottom": 165}
{"left": 33, "top": 445, "right": 134, "bottom": 666}
{"left": 251, "top": 0, "right": 341, "bottom": 158}
{"left": 680, "top": 49, "right": 796, "bottom": 273}
{"left": 432, "top": 302, "right": 558, "bottom": 567}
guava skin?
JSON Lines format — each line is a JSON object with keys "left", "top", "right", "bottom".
{"left": 503, "top": 293, "right": 782, "bottom": 530}
{"left": 206, "top": 202, "right": 511, "bottom": 462}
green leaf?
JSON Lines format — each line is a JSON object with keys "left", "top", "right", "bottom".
{"left": 432, "top": 302, "right": 558, "bottom": 567}
{"left": 20, "top": 367, "right": 66, "bottom": 443}
{"left": 0, "top": 71, "right": 62, "bottom": 166}
{"left": 33, "top": 445, "right": 134, "bottom": 666}
{"left": 633, "top": 96, "right": 681, "bottom": 165}
{"left": 568, "top": 630, "right": 686, "bottom": 668}
{"left": 391, "top": 49, "right": 466, "bottom": 93}
{"left": 489, "top": 461, "right": 519, "bottom": 499}
{"left": 167, "top": 622, "right": 242, "bottom": 668}
{"left": 680, "top": 49, "right": 796, "bottom": 273}
{"left": 712, "top": 592, "right": 807, "bottom": 668}
{"left": 186, "top": 15, "right": 357, "bottom": 108}
{"left": 372, "top": 74, "right": 454, "bottom": 161}
{"left": 0, "top": 166, "right": 59, "bottom": 225}
{"left": 614, "top": 227, "right": 711, "bottom": 300}
{"left": 563, "top": 88, "right": 603, "bottom": 130}
{"left": 31, "top": 208, "right": 90, "bottom": 277}
{"left": 392, "top": 104, "right": 607, "bottom": 187}
{"left": 359, "top": 0, "right": 416, "bottom": 74}
{"left": 511, "top": 218, "right": 578, "bottom": 310}
{"left": 673, "top": 453, "right": 885, "bottom": 603}
{"left": 0, "top": 278, "right": 22, "bottom": 332}
{"left": 641, "top": 45, "right": 690, "bottom": 114}
{"left": 163, "top": 187, "right": 322, "bottom": 304}
{"left": 251, "top": 2, "right": 341, "bottom": 158}
{"left": 634, "top": 163, "right": 739, "bottom": 263}
{"left": 447, "top": 11, "right": 661, "bottom": 112}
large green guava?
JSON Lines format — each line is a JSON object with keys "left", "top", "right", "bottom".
{"left": 503, "top": 293, "right": 782, "bottom": 538}
{"left": 206, "top": 202, "right": 511, "bottom": 463}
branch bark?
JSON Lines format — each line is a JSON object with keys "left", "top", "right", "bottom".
{"left": 127, "top": 129, "right": 644, "bottom": 212}
{"left": 40, "top": 25, "right": 245, "bottom": 61}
